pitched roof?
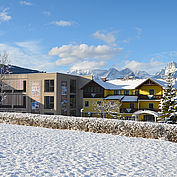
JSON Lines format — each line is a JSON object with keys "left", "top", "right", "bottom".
{"left": 93, "top": 79, "right": 119, "bottom": 90}
{"left": 93, "top": 78, "right": 177, "bottom": 90}
{"left": 106, "top": 79, "right": 147, "bottom": 89}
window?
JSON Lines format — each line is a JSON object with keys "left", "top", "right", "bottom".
{"left": 44, "top": 112, "right": 54, "bottom": 115}
{"left": 70, "top": 95, "right": 76, "bottom": 108}
{"left": 113, "top": 90, "right": 119, "bottom": 95}
{"left": 149, "top": 103, "right": 154, "bottom": 109}
{"left": 61, "top": 81, "right": 67, "bottom": 95}
{"left": 14, "top": 96, "right": 26, "bottom": 108}
{"left": 135, "top": 91, "right": 139, "bottom": 95}
{"left": 44, "top": 80, "right": 54, "bottom": 92}
{"left": 23, "top": 80, "right": 26, "bottom": 92}
{"left": 130, "top": 103, "right": 134, "bottom": 109}
{"left": 70, "top": 79, "right": 76, "bottom": 93}
{"left": 149, "top": 89, "right": 154, "bottom": 95}
{"left": 44, "top": 96, "right": 54, "bottom": 109}
{"left": 85, "top": 100, "right": 89, "bottom": 107}
{"left": 124, "top": 90, "right": 129, "bottom": 95}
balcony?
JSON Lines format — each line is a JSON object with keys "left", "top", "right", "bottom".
{"left": 138, "top": 108, "right": 160, "bottom": 112}
{"left": 138, "top": 95, "right": 162, "bottom": 100}
{"left": 120, "top": 108, "right": 159, "bottom": 113}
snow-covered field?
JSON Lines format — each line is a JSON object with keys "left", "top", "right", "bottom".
{"left": 0, "top": 123, "right": 177, "bottom": 177}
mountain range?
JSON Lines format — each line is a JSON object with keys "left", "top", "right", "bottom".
{"left": 70, "top": 61, "right": 177, "bottom": 80}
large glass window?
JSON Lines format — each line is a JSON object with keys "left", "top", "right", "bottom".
{"left": 44, "top": 96, "right": 54, "bottom": 109}
{"left": 70, "top": 79, "right": 76, "bottom": 93}
{"left": 44, "top": 80, "right": 54, "bottom": 92}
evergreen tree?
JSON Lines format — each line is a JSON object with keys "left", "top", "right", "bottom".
{"left": 159, "top": 72, "right": 176, "bottom": 123}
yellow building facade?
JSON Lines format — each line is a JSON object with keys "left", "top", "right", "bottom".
{"left": 82, "top": 78, "right": 168, "bottom": 122}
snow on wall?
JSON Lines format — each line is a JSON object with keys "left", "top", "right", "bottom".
{"left": 0, "top": 112, "right": 177, "bottom": 142}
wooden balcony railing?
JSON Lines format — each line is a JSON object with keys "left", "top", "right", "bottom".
{"left": 138, "top": 95, "right": 162, "bottom": 100}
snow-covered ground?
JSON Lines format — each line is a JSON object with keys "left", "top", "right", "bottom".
{"left": 0, "top": 123, "right": 177, "bottom": 177}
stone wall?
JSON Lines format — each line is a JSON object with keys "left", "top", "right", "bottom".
{"left": 0, "top": 112, "right": 177, "bottom": 142}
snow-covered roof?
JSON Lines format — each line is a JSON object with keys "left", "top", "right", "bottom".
{"left": 107, "top": 79, "right": 147, "bottom": 89}
{"left": 153, "top": 78, "right": 177, "bottom": 89}
{"left": 104, "top": 95, "right": 124, "bottom": 100}
{"left": 93, "top": 78, "right": 177, "bottom": 90}
{"left": 151, "top": 78, "right": 167, "bottom": 88}
{"left": 121, "top": 96, "right": 138, "bottom": 102}
{"left": 94, "top": 79, "right": 120, "bottom": 89}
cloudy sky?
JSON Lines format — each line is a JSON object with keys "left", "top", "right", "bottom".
{"left": 1, "top": 0, "right": 177, "bottom": 73}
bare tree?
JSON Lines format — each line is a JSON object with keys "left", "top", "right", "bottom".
{"left": 0, "top": 52, "right": 11, "bottom": 103}
{"left": 93, "top": 100, "right": 122, "bottom": 118}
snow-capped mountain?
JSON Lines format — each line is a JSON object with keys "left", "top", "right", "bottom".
{"left": 69, "top": 61, "right": 177, "bottom": 80}
{"left": 153, "top": 69, "right": 165, "bottom": 79}
{"left": 70, "top": 67, "right": 150, "bottom": 80}
{"left": 153, "top": 61, "right": 177, "bottom": 78}
{"left": 134, "top": 71, "right": 151, "bottom": 79}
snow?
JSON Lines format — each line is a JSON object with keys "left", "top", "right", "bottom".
{"left": 0, "top": 123, "right": 177, "bottom": 177}
{"left": 104, "top": 95, "right": 124, "bottom": 100}
{"left": 95, "top": 77, "right": 177, "bottom": 90}
{"left": 94, "top": 78, "right": 120, "bottom": 89}
{"left": 107, "top": 78, "right": 147, "bottom": 89}
{"left": 1, "top": 112, "right": 177, "bottom": 142}
{"left": 121, "top": 96, "right": 138, "bottom": 102}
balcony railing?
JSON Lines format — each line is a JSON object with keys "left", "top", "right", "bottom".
{"left": 138, "top": 95, "right": 162, "bottom": 100}
{"left": 138, "top": 108, "right": 160, "bottom": 112}
{"left": 120, "top": 108, "right": 159, "bottom": 113}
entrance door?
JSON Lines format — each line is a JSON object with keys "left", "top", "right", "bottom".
{"left": 144, "top": 115, "right": 155, "bottom": 122}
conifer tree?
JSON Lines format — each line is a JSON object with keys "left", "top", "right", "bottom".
{"left": 159, "top": 72, "right": 176, "bottom": 122}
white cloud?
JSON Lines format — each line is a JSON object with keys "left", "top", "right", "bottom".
{"left": 15, "top": 41, "right": 42, "bottom": 54}
{"left": 0, "top": 41, "right": 55, "bottom": 72}
{"left": 70, "top": 61, "right": 106, "bottom": 71}
{"left": 51, "top": 20, "right": 73, "bottom": 27}
{"left": 0, "top": 8, "right": 11, "bottom": 23}
{"left": 124, "top": 59, "right": 165, "bottom": 74}
{"left": 93, "top": 31, "right": 116, "bottom": 46}
{"left": 49, "top": 44, "right": 123, "bottom": 66}
{"left": 19, "top": 1, "right": 32, "bottom": 6}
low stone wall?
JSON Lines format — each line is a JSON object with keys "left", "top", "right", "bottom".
{"left": 0, "top": 112, "right": 177, "bottom": 142}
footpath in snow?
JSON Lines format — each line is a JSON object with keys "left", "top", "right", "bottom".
{"left": 0, "top": 123, "right": 177, "bottom": 177}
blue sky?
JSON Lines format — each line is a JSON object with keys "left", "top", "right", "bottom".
{"left": 0, "top": 0, "right": 177, "bottom": 74}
